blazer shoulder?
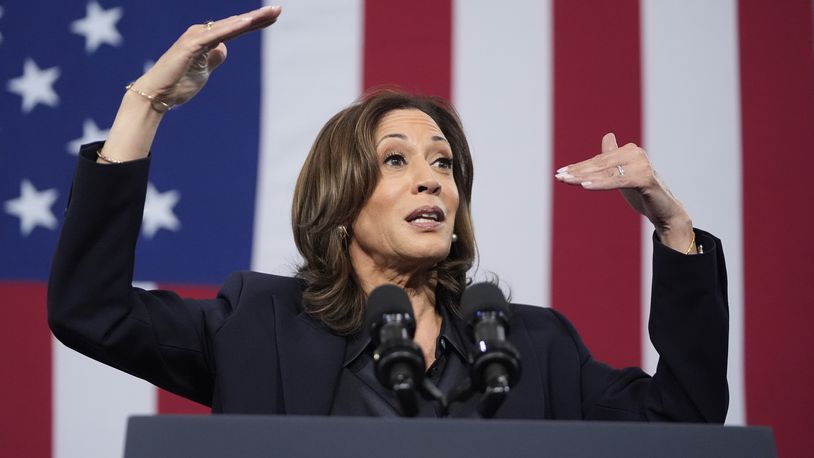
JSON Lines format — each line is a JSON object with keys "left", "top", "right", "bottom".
{"left": 237, "top": 271, "right": 304, "bottom": 292}
{"left": 510, "top": 303, "right": 586, "bottom": 351}
{"left": 218, "top": 271, "right": 305, "bottom": 314}
{"left": 510, "top": 303, "right": 568, "bottom": 330}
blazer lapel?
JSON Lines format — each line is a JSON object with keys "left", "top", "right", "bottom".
{"left": 273, "top": 294, "right": 345, "bottom": 415}
{"left": 498, "top": 316, "right": 547, "bottom": 418}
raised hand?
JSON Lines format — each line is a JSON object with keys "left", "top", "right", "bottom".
{"left": 133, "top": 5, "right": 282, "bottom": 108}
{"left": 98, "top": 6, "right": 281, "bottom": 163}
{"left": 554, "top": 133, "right": 696, "bottom": 253}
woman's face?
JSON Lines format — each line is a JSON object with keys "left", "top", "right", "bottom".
{"left": 349, "top": 108, "right": 459, "bottom": 272}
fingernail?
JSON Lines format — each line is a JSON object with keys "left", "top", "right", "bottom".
{"left": 556, "top": 166, "right": 569, "bottom": 173}
{"left": 580, "top": 181, "right": 593, "bottom": 188}
{"left": 555, "top": 172, "right": 572, "bottom": 179}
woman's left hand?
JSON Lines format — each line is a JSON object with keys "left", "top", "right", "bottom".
{"left": 555, "top": 133, "right": 696, "bottom": 253}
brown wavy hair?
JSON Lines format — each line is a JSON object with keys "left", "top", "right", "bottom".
{"left": 291, "top": 90, "right": 476, "bottom": 335}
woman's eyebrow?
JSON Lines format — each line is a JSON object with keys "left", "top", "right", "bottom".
{"left": 376, "top": 133, "right": 449, "bottom": 146}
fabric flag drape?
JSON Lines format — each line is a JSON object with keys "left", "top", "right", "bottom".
{"left": 1, "top": 1, "right": 811, "bottom": 457}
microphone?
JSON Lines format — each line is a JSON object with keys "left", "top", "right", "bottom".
{"left": 365, "top": 284, "right": 425, "bottom": 417}
{"left": 461, "top": 282, "right": 521, "bottom": 418}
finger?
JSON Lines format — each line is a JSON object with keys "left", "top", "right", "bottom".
{"left": 183, "top": 6, "right": 280, "bottom": 56}
{"left": 558, "top": 146, "right": 618, "bottom": 175}
{"left": 576, "top": 178, "right": 621, "bottom": 191}
{"left": 601, "top": 132, "right": 618, "bottom": 154}
{"left": 248, "top": 5, "right": 284, "bottom": 29}
{"left": 553, "top": 174, "right": 616, "bottom": 190}
{"left": 555, "top": 133, "right": 617, "bottom": 174}
{"left": 207, "top": 43, "right": 228, "bottom": 72}
{"left": 556, "top": 159, "right": 645, "bottom": 187}
{"left": 562, "top": 155, "right": 610, "bottom": 176}
{"left": 205, "top": 6, "right": 281, "bottom": 45}
{"left": 556, "top": 152, "right": 620, "bottom": 179}
{"left": 210, "top": 5, "right": 281, "bottom": 31}
{"left": 555, "top": 168, "right": 623, "bottom": 185}
{"left": 559, "top": 141, "right": 637, "bottom": 177}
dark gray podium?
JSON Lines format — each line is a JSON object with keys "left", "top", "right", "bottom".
{"left": 124, "top": 415, "right": 776, "bottom": 458}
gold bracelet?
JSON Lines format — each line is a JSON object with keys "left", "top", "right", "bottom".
{"left": 96, "top": 148, "right": 123, "bottom": 164}
{"left": 684, "top": 231, "right": 697, "bottom": 255}
{"left": 125, "top": 83, "right": 173, "bottom": 113}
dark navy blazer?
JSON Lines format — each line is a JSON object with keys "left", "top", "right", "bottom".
{"left": 47, "top": 144, "right": 729, "bottom": 422}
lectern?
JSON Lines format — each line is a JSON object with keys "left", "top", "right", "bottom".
{"left": 124, "top": 415, "right": 776, "bottom": 458}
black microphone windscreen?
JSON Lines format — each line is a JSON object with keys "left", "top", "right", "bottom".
{"left": 364, "top": 284, "right": 414, "bottom": 329}
{"left": 461, "top": 282, "right": 510, "bottom": 321}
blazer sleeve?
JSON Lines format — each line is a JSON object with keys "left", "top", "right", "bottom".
{"left": 47, "top": 142, "right": 238, "bottom": 406}
{"left": 558, "top": 230, "right": 729, "bottom": 423}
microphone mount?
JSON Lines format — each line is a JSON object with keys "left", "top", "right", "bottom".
{"left": 367, "top": 285, "right": 448, "bottom": 417}
{"left": 366, "top": 283, "right": 521, "bottom": 418}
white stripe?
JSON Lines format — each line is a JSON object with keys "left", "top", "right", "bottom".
{"left": 639, "top": 216, "right": 655, "bottom": 376}
{"left": 452, "top": 0, "right": 553, "bottom": 307}
{"left": 53, "top": 338, "right": 155, "bottom": 458}
{"left": 640, "top": 0, "right": 745, "bottom": 424}
{"left": 252, "top": 0, "right": 363, "bottom": 274}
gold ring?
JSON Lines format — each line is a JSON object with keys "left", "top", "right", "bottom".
{"left": 205, "top": 20, "right": 214, "bottom": 31}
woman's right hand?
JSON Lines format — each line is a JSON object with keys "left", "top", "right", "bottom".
{"left": 132, "top": 5, "right": 282, "bottom": 108}
{"left": 99, "top": 6, "right": 281, "bottom": 163}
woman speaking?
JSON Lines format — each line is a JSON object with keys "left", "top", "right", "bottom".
{"left": 48, "top": 6, "right": 728, "bottom": 420}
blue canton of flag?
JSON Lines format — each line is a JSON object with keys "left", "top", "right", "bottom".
{"left": 1, "top": 0, "right": 263, "bottom": 283}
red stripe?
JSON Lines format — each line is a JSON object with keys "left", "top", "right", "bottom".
{"left": 155, "top": 284, "right": 218, "bottom": 415}
{"left": 551, "top": 0, "right": 643, "bottom": 368}
{"left": 0, "top": 283, "right": 51, "bottom": 458}
{"left": 363, "top": 0, "right": 452, "bottom": 99}
{"left": 157, "top": 389, "right": 209, "bottom": 415}
{"left": 740, "top": 0, "right": 814, "bottom": 455}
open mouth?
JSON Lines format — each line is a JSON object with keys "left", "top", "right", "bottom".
{"left": 405, "top": 206, "right": 446, "bottom": 224}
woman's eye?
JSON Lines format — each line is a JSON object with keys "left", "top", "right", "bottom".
{"left": 433, "top": 157, "right": 453, "bottom": 170}
{"left": 384, "top": 152, "right": 406, "bottom": 167}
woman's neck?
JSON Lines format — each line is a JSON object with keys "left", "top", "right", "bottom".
{"left": 352, "top": 256, "right": 442, "bottom": 368}
{"left": 355, "top": 261, "right": 439, "bottom": 320}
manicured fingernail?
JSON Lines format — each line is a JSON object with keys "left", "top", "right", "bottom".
{"left": 556, "top": 166, "right": 569, "bottom": 173}
{"left": 555, "top": 172, "right": 572, "bottom": 179}
{"left": 580, "top": 181, "right": 593, "bottom": 188}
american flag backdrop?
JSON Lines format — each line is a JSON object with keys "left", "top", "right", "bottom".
{"left": 1, "top": 0, "right": 812, "bottom": 456}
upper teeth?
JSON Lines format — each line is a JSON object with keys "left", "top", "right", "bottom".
{"left": 414, "top": 213, "right": 438, "bottom": 221}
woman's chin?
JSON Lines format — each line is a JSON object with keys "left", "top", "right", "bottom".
{"left": 399, "top": 244, "right": 451, "bottom": 267}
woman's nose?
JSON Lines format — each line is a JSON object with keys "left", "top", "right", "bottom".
{"left": 416, "top": 181, "right": 442, "bottom": 194}
{"left": 414, "top": 164, "right": 442, "bottom": 195}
